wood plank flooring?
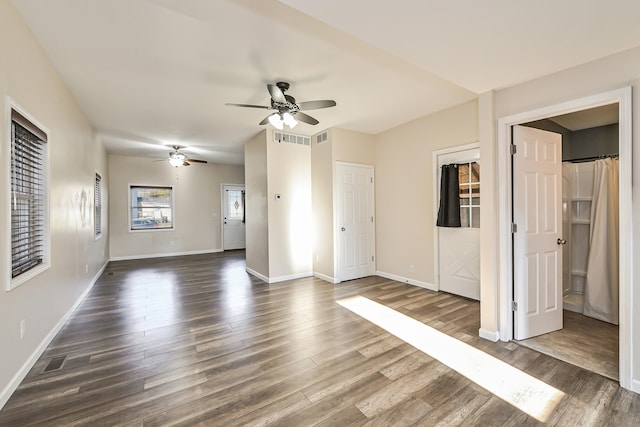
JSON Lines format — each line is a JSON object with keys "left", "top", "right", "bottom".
{"left": 1, "top": 251, "right": 639, "bottom": 426}
{"left": 517, "top": 309, "right": 619, "bottom": 381}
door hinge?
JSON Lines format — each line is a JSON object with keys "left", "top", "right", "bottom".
{"left": 510, "top": 144, "right": 517, "bottom": 155}
{"left": 511, "top": 223, "right": 517, "bottom": 233}
{"left": 371, "top": 177, "right": 373, "bottom": 183}
{"left": 512, "top": 301, "right": 518, "bottom": 311}
{"left": 371, "top": 216, "right": 374, "bottom": 223}
{"left": 372, "top": 255, "right": 375, "bottom": 262}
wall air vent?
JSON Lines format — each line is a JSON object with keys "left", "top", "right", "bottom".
{"left": 316, "top": 131, "right": 329, "bottom": 144}
{"left": 273, "top": 131, "right": 311, "bottom": 146}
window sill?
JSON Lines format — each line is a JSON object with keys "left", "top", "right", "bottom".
{"left": 8, "top": 262, "right": 51, "bottom": 291}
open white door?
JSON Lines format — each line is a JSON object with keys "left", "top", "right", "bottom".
{"left": 513, "top": 126, "right": 563, "bottom": 340}
{"left": 222, "top": 185, "right": 246, "bottom": 250}
{"left": 336, "top": 163, "right": 375, "bottom": 282}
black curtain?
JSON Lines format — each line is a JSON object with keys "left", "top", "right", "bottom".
{"left": 436, "top": 164, "right": 461, "bottom": 227}
{"left": 241, "top": 190, "right": 246, "bottom": 224}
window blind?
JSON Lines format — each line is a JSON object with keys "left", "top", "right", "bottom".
{"left": 11, "top": 119, "right": 47, "bottom": 278}
{"left": 95, "top": 173, "right": 102, "bottom": 236}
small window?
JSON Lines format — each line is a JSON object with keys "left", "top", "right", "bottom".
{"left": 226, "top": 189, "right": 244, "bottom": 220}
{"left": 95, "top": 173, "right": 102, "bottom": 237}
{"left": 10, "top": 108, "right": 49, "bottom": 281}
{"left": 129, "top": 185, "right": 173, "bottom": 231}
{"left": 458, "top": 162, "right": 480, "bottom": 228}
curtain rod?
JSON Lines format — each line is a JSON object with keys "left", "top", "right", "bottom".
{"left": 564, "top": 153, "right": 619, "bottom": 163}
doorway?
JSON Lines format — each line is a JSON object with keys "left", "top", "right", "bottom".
{"left": 496, "top": 87, "right": 632, "bottom": 389}
{"left": 222, "top": 184, "right": 246, "bottom": 250}
{"left": 513, "top": 111, "right": 620, "bottom": 380}
{"left": 433, "top": 143, "right": 481, "bottom": 300}
{"left": 335, "top": 162, "right": 375, "bottom": 282}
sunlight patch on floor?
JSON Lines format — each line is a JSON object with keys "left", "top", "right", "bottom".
{"left": 337, "top": 296, "right": 564, "bottom": 422}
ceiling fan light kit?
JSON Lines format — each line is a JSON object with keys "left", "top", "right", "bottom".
{"left": 226, "top": 81, "right": 336, "bottom": 129}
{"left": 158, "top": 145, "right": 207, "bottom": 167}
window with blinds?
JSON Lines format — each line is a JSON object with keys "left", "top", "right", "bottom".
{"left": 129, "top": 185, "right": 174, "bottom": 230}
{"left": 10, "top": 108, "right": 48, "bottom": 280}
{"left": 95, "top": 173, "right": 102, "bottom": 237}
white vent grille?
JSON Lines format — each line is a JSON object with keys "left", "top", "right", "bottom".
{"left": 273, "top": 131, "right": 311, "bottom": 146}
{"left": 316, "top": 131, "right": 328, "bottom": 144}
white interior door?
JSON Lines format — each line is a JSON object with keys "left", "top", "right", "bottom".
{"left": 513, "top": 125, "right": 563, "bottom": 340}
{"left": 336, "top": 163, "right": 375, "bottom": 282}
{"left": 436, "top": 147, "right": 480, "bottom": 300}
{"left": 222, "top": 185, "right": 246, "bottom": 250}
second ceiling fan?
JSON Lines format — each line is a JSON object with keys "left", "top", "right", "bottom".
{"left": 226, "top": 81, "right": 336, "bottom": 129}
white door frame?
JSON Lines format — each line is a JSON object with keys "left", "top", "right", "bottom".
{"left": 496, "top": 87, "right": 632, "bottom": 389}
{"left": 220, "top": 183, "right": 245, "bottom": 251}
{"left": 334, "top": 161, "right": 376, "bottom": 282}
{"left": 432, "top": 142, "right": 480, "bottom": 292}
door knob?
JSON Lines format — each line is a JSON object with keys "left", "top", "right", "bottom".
{"left": 341, "top": 227, "right": 346, "bottom": 231}
{"left": 557, "top": 238, "right": 567, "bottom": 245}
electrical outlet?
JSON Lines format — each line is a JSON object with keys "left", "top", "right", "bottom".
{"left": 85, "top": 264, "right": 89, "bottom": 273}
{"left": 20, "top": 319, "right": 26, "bottom": 339}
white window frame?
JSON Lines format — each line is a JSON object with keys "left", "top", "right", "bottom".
{"left": 128, "top": 184, "right": 175, "bottom": 232}
{"left": 95, "top": 172, "right": 103, "bottom": 239}
{"left": 6, "top": 98, "right": 51, "bottom": 291}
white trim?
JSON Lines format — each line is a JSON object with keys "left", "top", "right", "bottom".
{"left": 6, "top": 97, "right": 51, "bottom": 291}
{"left": 496, "top": 87, "right": 633, "bottom": 390}
{"left": 267, "top": 272, "right": 313, "bottom": 284}
{"left": 0, "top": 259, "right": 108, "bottom": 410}
{"left": 246, "top": 267, "right": 269, "bottom": 283}
{"left": 334, "top": 161, "right": 376, "bottom": 282}
{"left": 127, "top": 183, "right": 175, "bottom": 233}
{"left": 314, "top": 272, "right": 339, "bottom": 284}
{"left": 94, "top": 171, "right": 103, "bottom": 241}
{"left": 632, "top": 379, "right": 640, "bottom": 394}
{"left": 376, "top": 271, "right": 437, "bottom": 291}
{"left": 431, "top": 142, "right": 480, "bottom": 293}
{"left": 110, "top": 248, "right": 222, "bottom": 261}
{"left": 479, "top": 328, "right": 500, "bottom": 342}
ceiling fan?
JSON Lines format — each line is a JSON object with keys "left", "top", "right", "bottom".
{"left": 226, "top": 81, "right": 336, "bottom": 129}
{"left": 155, "top": 146, "right": 207, "bottom": 167}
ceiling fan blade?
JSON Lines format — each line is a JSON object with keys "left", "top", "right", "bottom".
{"left": 152, "top": 159, "right": 166, "bottom": 162}
{"left": 295, "top": 112, "right": 319, "bottom": 125}
{"left": 297, "top": 100, "right": 336, "bottom": 110}
{"left": 183, "top": 161, "right": 191, "bottom": 166}
{"left": 225, "top": 103, "right": 270, "bottom": 109}
{"left": 259, "top": 115, "right": 271, "bottom": 125}
{"left": 185, "top": 158, "right": 207, "bottom": 164}
{"left": 267, "top": 84, "right": 286, "bottom": 104}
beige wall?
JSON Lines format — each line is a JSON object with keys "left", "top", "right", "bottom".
{"left": 0, "top": 1, "right": 109, "bottom": 407}
{"left": 311, "top": 130, "right": 334, "bottom": 279}
{"left": 108, "top": 154, "right": 244, "bottom": 259}
{"left": 245, "top": 131, "right": 269, "bottom": 278}
{"left": 374, "top": 100, "right": 479, "bottom": 285}
{"left": 485, "top": 46, "right": 640, "bottom": 389}
{"left": 266, "top": 132, "right": 313, "bottom": 279}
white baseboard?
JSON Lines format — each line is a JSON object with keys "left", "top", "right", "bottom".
{"left": 375, "top": 271, "right": 437, "bottom": 291}
{"left": 110, "top": 248, "right": 223, "bottom": 261}
{"left": 246, "top": 267, "right": 269, "bottom": 283}
{"left": 313, "top": 272, "right": 339, "bottom": 284}
{"left": 479, "top": 328, "right": 500, "bottom": 342}
{"left": 0, "top": 259, "right": 108, "bottom": 411}
{"left": 631, "top": 379, "right": 640, "bottom": 394}
{"left": 245, "top": 268, "right": 313, "bottom": 284}
{"left": 268, "top": 272, "right": 313, "bottom": 284}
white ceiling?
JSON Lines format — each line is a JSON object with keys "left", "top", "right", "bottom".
{"left": 11, "top": 0, "right": 640, "bottom": 165}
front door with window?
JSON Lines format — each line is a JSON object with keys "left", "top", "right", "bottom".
{"left": 437, "top": 147, "right": 480, "bottom": 300}
{"left": 223, "top": 185, "right": 246, "bottom": 250}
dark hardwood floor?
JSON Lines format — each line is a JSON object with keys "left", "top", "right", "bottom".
{"left": 1, "top": 251, "right": 639, "bottom": 426}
